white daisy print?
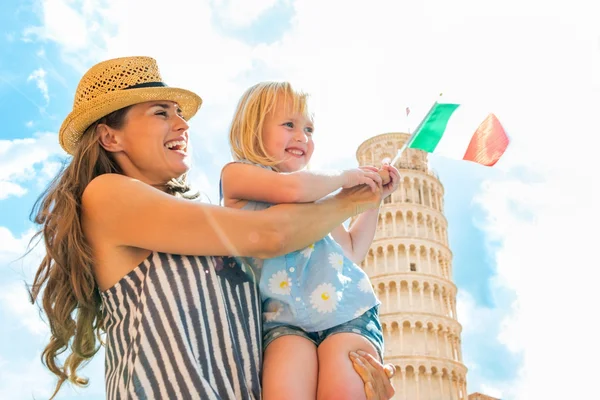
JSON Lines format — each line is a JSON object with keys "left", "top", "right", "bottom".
{"left": 301, "top": 243, "right": 315, "bottom": 258}
{"left": 328, "top": 252, "right": 344, "bottom": 272}
{"left": 354, "top": 306, "right": 371, "bottom": 319}
{"left": 264, "top": 301, "right": 283, "bottom": 322}
{"left": 358, "top": 277, "right": 372, "bottom": 293}
{"left": 310, "top": 283, "right": 338, "bottom": 313}
{"left": 366, "top": 321, "right": 378, "bottom": 332}
{"left": 268, "top": 270, "right": 292, "bottom": 296}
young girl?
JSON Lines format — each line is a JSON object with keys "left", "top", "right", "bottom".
{"left": 221, "top": 82, "right": 400, "bottom": 399}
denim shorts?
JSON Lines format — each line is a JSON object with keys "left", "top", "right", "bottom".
{"left": 263, "top": 306, "right": 384, "bottom": 362}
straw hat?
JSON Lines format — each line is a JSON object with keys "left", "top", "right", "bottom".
{"left": 58, "top": 56, "right": 202, "bottom": 155}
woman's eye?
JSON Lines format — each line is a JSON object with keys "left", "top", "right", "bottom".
{"left": 156, "top": 111, "right": 168, "bottom": 117}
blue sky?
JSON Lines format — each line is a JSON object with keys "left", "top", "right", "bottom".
{"left": 1, "top": 1, "right": 599, "bottom": 399}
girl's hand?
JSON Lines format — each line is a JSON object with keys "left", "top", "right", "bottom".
{"left": 349, "top": 351, "right": 396, "bottom": 399}
{"left": 336, "top": 183, "right": 383, "bottom": 216}
{"left": 380, "top": 163, "right": 400, "bottom": 199}
{"left": 342, "top": 167, "right": 383, "bottom": 192}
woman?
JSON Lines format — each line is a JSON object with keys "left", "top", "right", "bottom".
{"left": 29, "top": 56, "right": 395, "bottom": 400}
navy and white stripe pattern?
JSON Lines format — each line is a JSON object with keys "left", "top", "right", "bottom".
{"left": 100, "top": 252, "right": 262, "bottom": 399}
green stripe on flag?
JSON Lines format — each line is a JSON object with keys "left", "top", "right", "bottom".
{"left": 408, "top": 102, "right": 460, "bottom": 152}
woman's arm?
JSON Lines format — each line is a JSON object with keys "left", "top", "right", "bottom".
{"left": 221, "top": 162, "right": 382, "bottom": 205}
{"left": 350, "top": 351, "right": 396, "bottom": 400}
{"left": 82, "top": 173, "right": 381, "bottom": 260}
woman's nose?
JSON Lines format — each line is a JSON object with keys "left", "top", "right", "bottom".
{"left": 175, "top": 115, "right": 189, "bottom": 132}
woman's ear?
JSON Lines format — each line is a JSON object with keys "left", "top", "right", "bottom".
{"left": 97, "top": 123, "right": 123, "bottom": 153}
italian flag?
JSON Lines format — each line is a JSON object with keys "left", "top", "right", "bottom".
{"left": 408, "top": 102, "right": 510, "bottom": 166}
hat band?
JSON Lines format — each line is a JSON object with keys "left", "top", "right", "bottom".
{"left": 124, "top": 81, "right": 168, "bottom": 90}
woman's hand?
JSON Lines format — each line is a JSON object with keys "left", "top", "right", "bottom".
{"left": 380, "top": 163, "right": 400, "bottom": 199}
{"left": 349, "top": 351, "right": 396, "bottom": 400}
{"left": 336, "top": 182, "right": 383, "bottom": 216}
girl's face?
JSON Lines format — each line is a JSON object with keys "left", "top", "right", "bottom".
{"left": 102, "top": 101, "right": 191, "bottom": 188}
{"left": 262, "top": 99, "right": 314, "bottom": 173}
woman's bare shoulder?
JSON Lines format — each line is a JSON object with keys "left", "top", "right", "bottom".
{"left": 84, "top": 173, "right": 137, "bottom": 199}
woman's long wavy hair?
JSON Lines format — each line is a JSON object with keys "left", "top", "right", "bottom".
{"left": 28, "top": 105, "right": 196, "bottom": 399}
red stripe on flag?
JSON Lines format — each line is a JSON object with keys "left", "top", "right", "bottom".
{"left": 462, "top": 113, "right": 509, "bottom": 166}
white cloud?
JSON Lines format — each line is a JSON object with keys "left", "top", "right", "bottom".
{"left": 0, "top": 356, "right": 56, "bottom": 400}
{"left": 0, "top": 283, "right": 48, "bottom": 336}
{"left": 0, "top": 226, "right": 35, "bottom": 256}
{"left": 0, "top": 225, "right": 48, "bottom": 336}
{"left": 211, "top": 0, "right": 281, "bottom": 28}
{"left": 0, "top": 224, "right": 106, "bottom": 399}
{"left": 26, "top": 0, "right": 256, "bottom": 102}
{"left": 457, "top": 291, "right": 498, "bottom": 337}
{"left": 28, "top": 0, "right": 89, "bottom": 51}
{"left": 474, "top": 162, "right": 600, "bottom": 399}
{"left": 0, "top": 181, "right": 27, "bottom": 200}
{"left": 0, "top": 133, "right": 64, "bottom": 201}
{"left": 467, "top": 18, "right": 600, "bottom": 394}
{"left": 27, "top": 67, "right": 50, "bottom": 104}
{"left": 480, "top": 384, "right": 503, "bottom": 399}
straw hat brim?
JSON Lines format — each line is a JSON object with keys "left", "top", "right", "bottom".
{"left": 58, "top": 86, "right": 202, "bottom": 155}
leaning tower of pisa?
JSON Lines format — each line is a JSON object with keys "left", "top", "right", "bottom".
{"left": 355, "top": 132, "right": 468, "bottom": 399}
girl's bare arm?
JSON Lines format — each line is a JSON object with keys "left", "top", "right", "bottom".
{"left": 221, "top": 162, "right": 382, "bottom": 205}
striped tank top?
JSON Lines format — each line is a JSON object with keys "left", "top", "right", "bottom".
{"left": 100, "top": 252, "right": 262, "bottom": 399}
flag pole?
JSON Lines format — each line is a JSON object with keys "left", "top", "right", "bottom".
{"left": 391, "top": 96, "right": 441, "bottom": 166}
{"left": 391, "top": 93, "right": 444, "bottom": 166}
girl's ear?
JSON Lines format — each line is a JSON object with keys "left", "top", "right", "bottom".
{"left": 97, "top": 124, "right": 123, "bottom": 153}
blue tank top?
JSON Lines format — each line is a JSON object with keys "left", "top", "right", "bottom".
{"left": 221, "top": 160, "right": 380, "bottom": 333}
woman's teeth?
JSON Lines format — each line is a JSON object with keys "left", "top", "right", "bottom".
{"left": 165, "top": 140, "right": 186, "bottom": 151}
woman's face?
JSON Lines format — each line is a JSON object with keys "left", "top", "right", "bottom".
{"left": 106, "top": 101, "right": 191, "bottom": 188}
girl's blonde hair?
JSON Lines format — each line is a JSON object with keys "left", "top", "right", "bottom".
{"left": 29, "top": 106, "right": 196, "bottom": 399}
{"left": 228, "top": 81, "right": 312, "bottom": 168}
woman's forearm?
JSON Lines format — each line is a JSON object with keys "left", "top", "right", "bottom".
{"left": 264, "top": 184, "right": 382, "bottom": 257}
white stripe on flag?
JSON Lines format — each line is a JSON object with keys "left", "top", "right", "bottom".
{"left": 433, "top": 106, "right": 481, "bottom": 159}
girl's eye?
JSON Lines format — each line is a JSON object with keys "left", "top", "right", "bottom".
{"left": 283, "top": 122, "right": 294, "bottom": 128}
{"left": 305, "top": 127, "right": 314, "bottom": 135}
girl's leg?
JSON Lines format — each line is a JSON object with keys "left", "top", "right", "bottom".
{"left": 316, "top": 333, "right": 379, "bottom": 400}
{"left": 262, "top": 334, "right": 318, "bottom": 400}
